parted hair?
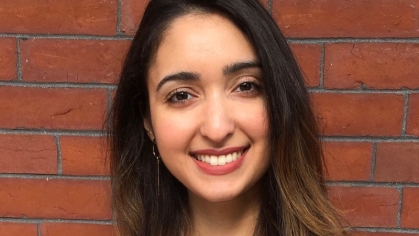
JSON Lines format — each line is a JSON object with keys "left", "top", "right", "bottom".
{"left": 108, "top": 0, "right": 345, "bottom": 235}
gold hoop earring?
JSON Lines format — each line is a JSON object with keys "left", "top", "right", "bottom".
{"left": 152, "top": 142, "right": 160, "bottom": 197}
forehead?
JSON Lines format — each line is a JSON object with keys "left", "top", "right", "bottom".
{"left": 148, "top": 13, "right": 257, "bottom": 83}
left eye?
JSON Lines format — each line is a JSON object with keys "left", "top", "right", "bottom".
{"left": 235, "top": 82, "right": 258, "bottom": 92}
{"left": 239, "top": 82, "right": 253, "bottom": 91}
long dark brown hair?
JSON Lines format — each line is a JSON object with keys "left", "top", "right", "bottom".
{"left": 108, "top": 0, "right": 345, "bottom": 235}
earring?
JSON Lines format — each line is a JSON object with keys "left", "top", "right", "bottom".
{"left": 152, "top": 142, "right": 160, "bottom": 197}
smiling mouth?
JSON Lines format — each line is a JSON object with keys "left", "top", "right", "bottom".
{"left": 190, "top": 147, "right": 249, "bottom": 166}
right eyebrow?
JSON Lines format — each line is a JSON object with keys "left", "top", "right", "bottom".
{"left": 155, "top": 72, "right": 200, "bottom": 92}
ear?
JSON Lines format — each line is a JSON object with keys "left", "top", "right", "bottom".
{"left": 143, "top": 118, "right": 155, "bottom": 141}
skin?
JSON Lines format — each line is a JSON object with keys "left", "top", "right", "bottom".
{"left": 145, "top": 13, "right": 270, "bottom": 236}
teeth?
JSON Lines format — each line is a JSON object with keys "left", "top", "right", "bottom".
{"left": 196, "top": 150, "right": 243, "bottom": 166}
{"left": 226, "top": 154, "right": 232, "bottom": 163}
{"left": 210, "top": 156, "right": 218, "bottom": 165}
{"left": 218, "top": 155, "right": 226, "bottom": 165}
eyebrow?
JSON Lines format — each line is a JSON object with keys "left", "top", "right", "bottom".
{"left": 222, "top": 60, "right": 261, "bottom": 75}
{"left": 156, "top": 72, "right": 200, "bottom": 92}
{"left": 155, "top": 60, "right": 261, "bottom": 92}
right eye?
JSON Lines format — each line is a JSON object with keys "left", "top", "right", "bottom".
{"left": 166, "top": 91, "right": 193, "bottom": 104}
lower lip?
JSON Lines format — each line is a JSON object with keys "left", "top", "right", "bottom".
{"left": 192, "top": 149, "right": 247, "bottom": 175}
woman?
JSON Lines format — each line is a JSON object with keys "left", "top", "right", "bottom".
{"left": 108, "top": 0, "right": 345, "bottom": 235}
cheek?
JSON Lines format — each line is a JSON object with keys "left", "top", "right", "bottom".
{"left": 151, "top": 108, "right": 198, "bottom": 155}
{"left": 251, "top": 112, "right": 268, "bottom": 139}
{"left": 150, "top": 108, "right": 200, "bottom": 182}
{"left": 237, "top": 102, "right": 269, "bottom": 141}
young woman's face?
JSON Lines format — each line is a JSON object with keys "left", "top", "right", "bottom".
{"left": 145, "top": 13, "right": 269, "bottom": 203}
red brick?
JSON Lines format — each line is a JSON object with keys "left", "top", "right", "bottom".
{"left": 0, "top": 178, "right": 111, "bottom": 219}
{"left": 323, "top": 142, "right": 372, "bottom": 181}
{"left": 375, "top": 142, "right": 419, "bottom": 183}
{"left": 41, "top": 223, "right": 116, "bottom": 236}
{"left": 21, "top": 39, "right": 129, "bottom": 84}
{"left": 328, "top": 186, "right": 399, "bottom": 227}
{"left": 0, "top": 0, "right": 117, "bottom": 35}
{"left": 312, "top": 93, "right": 404, "bottom": 136}
{"left": 0, "top": 38, "right": 17, "bottom": 81}
{"left": 290, "top": 44, "right": 321, "bottom": 87}
{"left": 0, "top": 87, "right": 107, "bottom": 130}
{"left": 273, "top": 0, "right": 419, "bottom": 38}
{"left": 61, "top": 136, "right": 109, "bottom": 175}
{"left": 0, "top": 222, "right": 37, "bottom": 236}
{"left": 325, "top": 43, "right": 419, "bottom": 89}
{"left": 0, "top": 135, "right": 57, "bottom": 174}
{"left": 407, "top": 94, "right": 419, "bottom": 136}
{"left": 120, "top": 0, "right": 149, "bottom": 35}
{"left": 401, "top": 187, "right": 419, "bottom": 228}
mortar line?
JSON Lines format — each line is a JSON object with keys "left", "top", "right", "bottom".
{"left": 116, "top": 0, "right": 122, "bottom": 34}
{"left": 37, "top": 223, "right": 41, "bottom": 236}
{"left": 401, "top": 93, "right": 409, "bottom": 136}
{"left": 2, "top": 34, "right": 419, "bottom": 43}
{"left": 321, "top": 136, "right": 419, "bottom": 142}
{"left": 0, "top": 218, "right": 112, "bottom": 225}
{"left": 2, "top": 129, "right": 415, "bottom": 141}
{"left": 0, "top": 34, "right": 133, "bottom": 40}
{"left": 319, "top": 43, "right": 325, "bottom": 88}
{"left": 0, "top": 173, "right": 110, "bottom": 180}
{"left": 0, "top": 129, "right": 104, "bottom": 136}
{"left": 370, "top": 142, "right": 377, "bottom": 181}
{"left": 350, "top": 227, "right": 419, "bottom": 234}
{"left": 0, "top": 83, "right": 401, "bottom": 92}
{"left": 0, "top": 81, "right": 116, "bottom": 89}
{"left": 308, "top": 88, "right": 419, "bottom": 94}
{"left": 103, "top": 88, "right": 113, "bottom": 132}
{"left": 55, "top": 136, "right": 63, "bottom": 175}
{"left": 107, "top": 88, "right": 113, "bottom": 115}
{"left": 397, "top": 187, "right": 403, "bottom": 228}
{"left": 287, "top": 38, "right": 419, "bottom": 44}
{"left": 326, "top": 181, "right": 419, "bottom": 188}
{"left": 268, "top": 0, "right": 273, "bottom": 12}
{"left": 16, "top": 38, "right": 23, "bottom": 81}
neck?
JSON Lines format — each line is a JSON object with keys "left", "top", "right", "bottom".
{"left": 188, "top": 184, "right": 261, "bottom": 236}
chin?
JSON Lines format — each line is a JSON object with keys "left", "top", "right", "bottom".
{"left": 188, "top": 181, "right": 260, "bottom": 204}
{"left": 201, "top": 192, "right": 239, "bottom": 203}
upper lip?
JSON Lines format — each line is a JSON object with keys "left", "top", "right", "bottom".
{"left": 190, "top": 146, "right": 248, "bottom": 156}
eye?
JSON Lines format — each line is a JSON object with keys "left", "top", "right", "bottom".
{"left": 166, "top": 91, "right": 193, "bottom": 104}
{"left": 234, "top": 81, "right": 261, "bottom": 93}
{"left": 238, "top": 82, "right": 254, "bottom": 91}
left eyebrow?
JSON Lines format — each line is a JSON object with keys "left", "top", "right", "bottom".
{"left": 222, "top": 60, "right": 261, "bottom": 75}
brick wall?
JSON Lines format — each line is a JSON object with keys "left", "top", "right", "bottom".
{"left": 0, "top": 0, "right": 417, "bottom": 235}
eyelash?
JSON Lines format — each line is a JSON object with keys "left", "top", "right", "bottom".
{"left": 234, "top": 78, "right": 262, "bottom": 95}
{"left": 165, "top": 79, "right": 263, "bottom": 105}
{"left": 165, "top": 89, "right": 194, "bottom": 104}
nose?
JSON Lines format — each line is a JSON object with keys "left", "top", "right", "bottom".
{"left": 199, "top": 97, "right": 235, "bottom": 143}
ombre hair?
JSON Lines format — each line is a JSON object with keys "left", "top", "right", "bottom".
{"left": 108, "top": 0, "right": 345, "bottom": 235}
